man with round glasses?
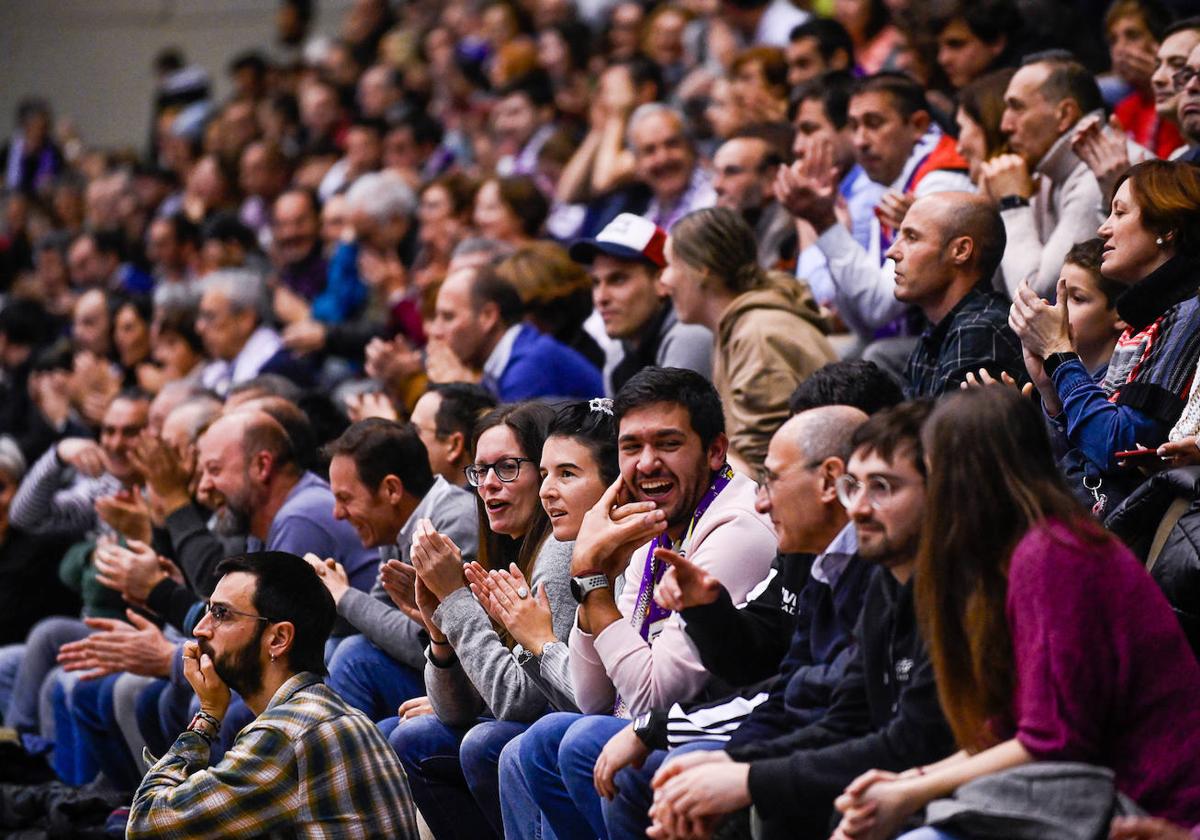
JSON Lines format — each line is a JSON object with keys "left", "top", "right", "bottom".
{"left": 128, "top": 550, "right": 420, "bottom": 838}
{"left": 646, "top": 399, "right": 955, "bottom": 840}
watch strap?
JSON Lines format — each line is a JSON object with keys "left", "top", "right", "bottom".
{"left": 571, "top": 571, "right": 610, "bottom": 603}
{"left": 1043, "top": 351, "right": 1080, "bottom": 377}
{"left": 998, "top": 194, "right": 1030, "bottom": 211}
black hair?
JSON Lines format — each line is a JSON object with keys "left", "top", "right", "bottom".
{"left": 229, "top": 51, "right": 269, "bottom": 78}
{"left": 155, "top": 300, "right": 205, "bottom": 355}
{"left": 201, "top": 212, "right": 259, "bottom": 252}
{"left": 932, "top": 0, "right": 1020, "bottom": 47}
{"left": 349, "top": 116, "right": 389, "bottom": 137}
{"left": 0, "top": 299, "right": 54, "bottom": 348}
{"left": 1164, "top": 16, "right": 1200, "bottom": 39}
{"left": 215, "top": 551, "right": 336, "bottom": 675}
{"left": 497, "top": 70, "right": 556, "bottom": 110}
{"left": 113, "top": 292, "right": 153, "bottom": 328}
{"left": 161, "top": 211, "right": 201, "bottom": 249}
{"left": 90, "top": 228, "right": 127, "bottom": 261}
{"left": 613, "top": 367, "right": 725, "bottom": 450}
{"left": 325, "top": 418, "right": 436, "bottom": 497}
{"left": 851, "top": 71, "right": 931, "bottom": 120}
{"left": 849, "top": 399, "right": 934, "bottom": 477}
{"left": 16, "top": 97, "right": 51, "bottom": 125}
{"left": 389, "top": 110, "right": 445, "bottom": 149}
{"left": 624, "top": 56, "right": 666, "bottom": 102}
{"left": 426, "top": 382, "right": 498, "bottom": 448}
{"left": 469, "top": 265, "right": 525, "bottom": 327}
{"left": 788, "top": 360, "right": 905, "bottom": 416}
{"left": 546, "top": 401, "right": 620, "bottom": 486}
{"left": 788, "top": 18, "right": 856, "bottom": 67}
{"left": 792, "top": 71, "right": 856, "bottom": 129}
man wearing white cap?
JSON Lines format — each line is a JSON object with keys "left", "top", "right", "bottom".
{"left": 571, "top": 213, "right": 714, "bottom": 394}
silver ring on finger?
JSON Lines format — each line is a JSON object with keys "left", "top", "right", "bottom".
{"left": 516, "top": 587, "right": 530, "bottom": 599}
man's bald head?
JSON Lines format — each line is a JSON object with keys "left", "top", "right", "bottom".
{"left": 781, "top": 405, "right": 870, "bottom": 464}
{"left": 915, "top": 192, "right": 1006, "bottom": 281}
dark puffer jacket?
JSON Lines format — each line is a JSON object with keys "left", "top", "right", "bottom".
{"left": 1105, "top": 466, "right": 1200, "bottom": 657}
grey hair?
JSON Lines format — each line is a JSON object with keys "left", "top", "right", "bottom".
{"left": 790, "top": 405, "right": 869, "bottom": 465}
{"left": 450, "top": 237, "right": 515, "bottom": 262}
{"left": 626, "top": 103, "right": 688, "bottom": 151}
{"left": 200, "top": 268, "right": 267, "bottom": 320}
{"left": 0, "top": 435, "right": 26, "bottom": 483}
{"left": 345, "top": 170, "right": 417, "bottom": 225}
{"left": 166, "top": 395, "right": 224, "bottom": 443}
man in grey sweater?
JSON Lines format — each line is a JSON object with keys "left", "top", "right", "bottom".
{"left": 311, "top": 418, "right": 478, "bottom": 720}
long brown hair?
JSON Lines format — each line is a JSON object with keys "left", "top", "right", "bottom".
{"left": 915, "top": 388, "right": 1107, "bottom": 751}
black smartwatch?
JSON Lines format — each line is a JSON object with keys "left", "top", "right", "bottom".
{"left": 1042, "top": 351, "right": 1080, "bottom": 377}
{"left": 998, "top": 194, "right": 1030, "bottom": 211}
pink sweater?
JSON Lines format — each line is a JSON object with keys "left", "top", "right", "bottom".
{"left": 568, "top": 472, "right": 778, "bottom": 717}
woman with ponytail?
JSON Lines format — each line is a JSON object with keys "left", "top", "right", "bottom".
{"left": 661, "top": 206, "right": 837, "bottom": 474}
{"left": 830, "top": 387, "right": 1200, "bottom": 840}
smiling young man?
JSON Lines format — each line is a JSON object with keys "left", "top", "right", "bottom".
{"left": 571, "top": 213, "right": 713, "bottom": 394}
{"left": 646, "top": 400, "right": 955, "bottom": 840}
{"left": 501, "top": 366, "right": 778, "bottom": 839}
{"left": 315, "top": 418, "right": 478, "bottom": 720}
{"left": 127, "top": 551, "right": 420, "bottom": 839}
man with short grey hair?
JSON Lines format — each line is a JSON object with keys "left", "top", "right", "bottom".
{"left": 197, "top": 269, "right": 308, "bottom": 396}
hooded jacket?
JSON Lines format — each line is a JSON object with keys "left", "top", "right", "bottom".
{"left": 714, "top": 273, "right": 837, "bottom": 472}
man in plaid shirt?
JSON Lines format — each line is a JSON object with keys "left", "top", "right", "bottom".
{"left": 889, "top": 192, "right": 1026, "bottom": 397}
{"left": 128, "top": 551, "right": 419, "bottom": 839}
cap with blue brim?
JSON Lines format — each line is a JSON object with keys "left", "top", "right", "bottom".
{"left": 569, "top": 213, "right": 667, "bottom": 268}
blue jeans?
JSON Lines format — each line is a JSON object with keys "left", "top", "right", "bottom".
{"left": 5, "top": 616, "right": 89, "bottom": 734}
{"left": 603, "top": 740, "right": 726, "bottom": 838}
{"left": 897, "top": 830, "right": 960, "bottom": 839}
{"left": 326, "top": 635, "right": 424, "bottom": 721}
{"left": 518, "top": 712, "right": 628, "bottom": 840}
{"left": 499, "top": 731, "right": 557, "bottom": 840}
{"left": 387, "top": 713, "right": 530, "bottom": 839}
{"left": 67, "top": 674, "right": 140, "bottom": 790}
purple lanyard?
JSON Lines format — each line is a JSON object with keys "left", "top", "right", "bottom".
{"left": 629, "top": 465, "right": 735, "bottom": 642}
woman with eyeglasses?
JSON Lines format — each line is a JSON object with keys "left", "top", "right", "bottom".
{"left": 830, "top": 388, "right": 1200, "bottom": 840}
{"left": 387, "top": 400, "right": 581, "bottom": 840}
{"left": 1009, "top": 159, "right": 1200, "bottom": 516}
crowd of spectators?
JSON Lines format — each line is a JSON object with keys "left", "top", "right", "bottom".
{"left": 1, "top": 0, "right": 1200, "bottom": 836}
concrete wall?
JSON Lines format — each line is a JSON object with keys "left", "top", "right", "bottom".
{"left": 0, "top": 0, "right": 351, "bottom": 151}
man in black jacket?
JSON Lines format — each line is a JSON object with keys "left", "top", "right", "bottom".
{"left": 647, "top": 400, "right": 955, "bottom": 840}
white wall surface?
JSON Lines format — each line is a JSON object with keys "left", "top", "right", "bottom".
{"left": 0, "top": 0, "right": 352, "bottom": 151}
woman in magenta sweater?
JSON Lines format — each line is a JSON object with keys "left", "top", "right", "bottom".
{"left": 830, "top": 387, "right": 1200, "bottom": 840}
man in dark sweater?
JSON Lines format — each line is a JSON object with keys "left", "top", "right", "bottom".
{"left": 647, "top": 400, "right": 955, "bottom": 840}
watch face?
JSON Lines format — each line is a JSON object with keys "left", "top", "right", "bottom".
{"left": 570, "top": 577, "right": 585, "bottom": 603}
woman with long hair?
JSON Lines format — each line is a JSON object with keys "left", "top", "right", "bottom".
{"left": 831, "top": 387, "right": 1200, "bottom": 840}
{"left": 1009, "top": 159, "right": 1200, "bottom": 515}
{"left": 386, "top": 400, "right": 577, "bottom": 840}
{"left": 955, "top": 67, "right": 1015, "bottom": 185}
{"left": 662, "top": 206, "right": 837, "bottom": 474}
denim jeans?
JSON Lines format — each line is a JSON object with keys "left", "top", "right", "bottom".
{"left": 603, "top": 740, "right": 727, "bottom": 838}
{"left": 66, "top": 674, "right": 140, "bottom": 790}
{"left": 0, "top": 643, "right": 25, "bottom": 722}
{"left": 326, "top": 634, "right": 425, "bottom": 721}
{"left": 518, "top": 712, "right": 629, "bottom": 840}
{"left": 897, "top": 829, "right": 960, "bottom": 839}
{"left": 4, "top": 616, "right": 89, "bottom": 735}
{"left": 387, "top": 713, "right": 530, "bottom": 839}
{"left": 498, "top": 730, "right": 557, "bottom": 840}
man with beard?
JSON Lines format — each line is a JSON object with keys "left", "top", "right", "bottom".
{"left": 270, "top": 188, "right": 326, "bottom": 302}
{"left": 501, "top": 367, "right": 778, "bottom": 838}
{"left": 645, "top": 400, "right": 955, "bottom": 840}
{"left": 194, "top": 409, "right": 375, "bottom": 590}
{"left": 127, "top": 551, "right": 420, "bottom": 839}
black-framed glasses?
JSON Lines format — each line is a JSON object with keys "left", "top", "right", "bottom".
{"left": 203, "top": 601, "right": 272, "bottom": 625}
{"left": 1173, "top": 66, "right": 1200, "bottom": 90}
{"left": 835, "top": 474, "right": 908, "bottom": 510}
{"left": 464, "top": 457, "right": 535, "bottom": 487}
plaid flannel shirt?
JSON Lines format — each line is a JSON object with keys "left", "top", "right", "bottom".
{"left": 905, "top": 286, "right": 1025, "bottom": 398}
{"left": 128, "top": 672, "right": 419, "bottom": 840}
